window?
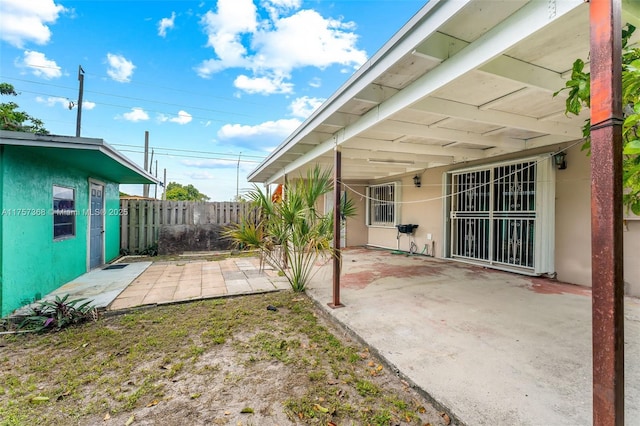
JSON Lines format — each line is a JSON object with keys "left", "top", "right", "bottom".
{"left": 367, "top": 182, "right": 399, "bottom": 226}
{"left": 53, "top": 185, "right": 75, "bottom": 239}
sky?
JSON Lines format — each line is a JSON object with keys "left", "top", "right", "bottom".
{"left": 0, "top": 0, "right": 425, "bottom": 200}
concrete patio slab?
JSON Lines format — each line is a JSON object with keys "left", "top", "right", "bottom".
{"left": 11, "top": 262, "right": 152, "bottom": 316}
{"left": 305, "top": 248, "right": 640, "bottom": 426}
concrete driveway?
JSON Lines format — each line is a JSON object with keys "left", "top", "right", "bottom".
{"left": 305, "top": 247, "right": 640, "bottom": 426}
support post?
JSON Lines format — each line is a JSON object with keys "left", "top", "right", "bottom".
{"left": 329, "top": 147, "right": 344, "bottom": 308}
{"left": 590, "top": 1, "right": 624, "bottom": 424}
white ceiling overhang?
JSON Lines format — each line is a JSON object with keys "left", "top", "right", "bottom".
{"left": 248, "top": 0, "right": 640, "bottom": 184}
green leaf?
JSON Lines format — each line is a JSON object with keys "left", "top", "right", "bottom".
{"left": 624, "top": 140, "right": 640, "bottom": 155}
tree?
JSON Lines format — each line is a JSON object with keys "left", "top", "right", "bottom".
{"left": 555, "top": 24, "right": 640, "bottom": 214}
{"left": 164, "top": 182, "right": 210, "bottom": 201}
{"left": 224, "top": 165, "right": 355, "bottom": 292}
{"left": 0, "top": 83, "right": 49, "bottom": 134}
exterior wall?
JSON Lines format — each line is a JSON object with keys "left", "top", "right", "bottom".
{"left": 366, "top": 168, "right": 445, "bottom": 254}
{"left": 554, "top": 143, "right": 592, "bottom": 287}
{"left": 0, "top": 146, "right": 120, "bottom": 316}
{"left": 357, "top": 143, "right": 640, "bottom": 296}
{"left": 104, "top": 182, "right": 121, "bottom": 261}
{"left": 344, "top": 183, "right": 367, "bottom": 247}
{"left": 624, "top": 220, "right": 640, "bottom": 296}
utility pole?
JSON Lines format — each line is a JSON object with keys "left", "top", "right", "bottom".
{"left": 154, "top": 160, "right": 158, "bottom": 199}
{"left": 236, "top": 152, "right": 242, "bottom": 201}
{"left": 163, "top": 168, "right": 167, "bottom": 200}
{"left": 75, "top": 65, "right": 84, "bottom": 137}
{"left": 143, "top": 131, "right": 149, "bottom": 198}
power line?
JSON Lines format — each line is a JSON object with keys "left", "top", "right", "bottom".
{"left": 110, "top": 143, "right": 266, "bottom": 160}
{"left": 14, "top": 88, "right": 257, "bottom": 125}
{"left": 117, "top": 149, "right": 262, "bottom": 163}
{"left": 1, "top": 74, "right": 273, "bottom": 117}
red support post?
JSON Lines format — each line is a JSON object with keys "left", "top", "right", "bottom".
{"left": 590, "top": 1, "right": 624, "bottom": 424}
{"left": 329, "top": 147, "right": 344, "bottom": 309}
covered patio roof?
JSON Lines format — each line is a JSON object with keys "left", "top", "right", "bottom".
{"left": 0, "top": 130, "right": 159, "bottom": 184}
{"left": 248, "top": 0, "right": 640, "bottom": 184}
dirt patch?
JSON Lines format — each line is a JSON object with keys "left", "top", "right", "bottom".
{"left": 0, "top": 292, "right": 453, "bottom": 425}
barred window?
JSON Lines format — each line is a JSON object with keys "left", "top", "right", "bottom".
{"left": 367, "top": 182, "right": 398, "bottom": 226}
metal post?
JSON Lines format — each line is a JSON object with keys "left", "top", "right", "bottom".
{"left": 329, "top": 147, "right": 344, "bottom": 308}
{"left": 590, "top": 1, "right": 624, "bottom": 424}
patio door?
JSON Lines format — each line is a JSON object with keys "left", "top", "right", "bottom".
{"left": 89, "top": 182, "right": 104, "bottom": 269}
{"left": 445, "top": 156, "right": 555, "bottom": 275}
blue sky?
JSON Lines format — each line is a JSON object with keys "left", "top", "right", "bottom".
{"left": 0, "top": 0, "right": 424, "bottom": 200}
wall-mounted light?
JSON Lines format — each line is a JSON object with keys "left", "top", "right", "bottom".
{"left": 554, "top": 152, "right": 567, "bottom": 170}
{"left": 413, "top": 174, "right": 421, "bottom": 188}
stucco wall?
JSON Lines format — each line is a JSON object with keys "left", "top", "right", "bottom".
{"left": 365, "top": 169, "right": 445, "bottom": 254}
{"left": 1, "top": 146, "right": 120, "bottom": 316}
{"left": 344, "top": 183, "right": 367, "bottom": 247}
{"left": 554, "top": 143, "right": 592, "bottom": 287}
{"left": 356, "top": 144, "right": 640, "bottom": 296}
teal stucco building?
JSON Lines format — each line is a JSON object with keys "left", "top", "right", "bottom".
{"left": 0, "top": 130, "right": 156, "bottom": 316}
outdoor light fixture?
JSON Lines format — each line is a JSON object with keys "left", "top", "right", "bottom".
{"left": 413, "top": 174, "right": 421, "bottom": 188}
{"left": 554, "top": 152, "right": 567, "bottom": 170}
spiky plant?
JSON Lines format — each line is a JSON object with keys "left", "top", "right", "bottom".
{"left": 225, "top": 165, "right": 355, "bottom": 291}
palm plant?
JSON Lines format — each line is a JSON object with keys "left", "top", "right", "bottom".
{"left": 225, "top": 165, "right": 355, "bottom": 292}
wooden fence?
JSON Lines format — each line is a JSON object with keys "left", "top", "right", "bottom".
{"left": 120, "top": 200, "right": 250, "bottom": 254}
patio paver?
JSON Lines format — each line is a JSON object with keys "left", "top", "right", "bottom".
{"left": 108, "top": 256, "right": 285, "bottom": 310}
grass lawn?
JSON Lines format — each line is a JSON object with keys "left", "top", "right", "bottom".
{"left": 1, "top": 291, "right": 449, "bottom": 425}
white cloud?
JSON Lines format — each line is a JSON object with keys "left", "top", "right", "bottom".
{"left": 186, "top": 171, "right": 217, "bottom": 179}
{"left": 158, "top": 12, "right": 176, "bottom": 37}
{"left": 262, "top": 0, "right": 301, "bottom": 21}
{"left": 308, "top": 77, "right": 321, "bottom": 88}
{"left": 36, "top": 96, "right": 97, "bottom": 110}
{"left": 289, "top": 96, "right": 323, "bottom": 118}
{"left": 195, "top": 0, "right": 257, "bottom": 77}
{"left": 195, "top": 0, "right": 366, "bottom": 92}
{"left": 106, "top": 53, "right": 135, "bottom": 82}
{"left": 0, "top": 0, "right": 66, "bottom": 48}
{"left": 157, "top": 110, "right": 193, "bottom": 124}
{"left": 253, "top": 10, "right": 366, "bottom": 71}
{"left": 182, "top": 160, "right": 236, "bottom": 169}
{"left": 36, "top": 96, "right": 68, "bottom": 108}
{"left": 170, "top": 110, "right": 192, "bottom": 125}
{"left": 234, "top": 74, "right": 293, "bottom": 95}
{"left": 18, "top": 50, "right": 61, "bottom": 79}
{"left": 121, "top": 107, "right": 149, "bottom": 122}
{"left": 218, "top": 118, "right": 300, "bottom": 140}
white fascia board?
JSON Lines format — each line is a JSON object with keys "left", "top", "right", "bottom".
{"left": 248, "top": 0, "right": 466, "bottom": 183}
{"left": 254, "top": 0, "right": 584, "bottom": 184}
{"left": 100, "top": 143, "right": 160, "bottom": 184}
{"left": 341, "top": 0, "right": 585, "bottom": 148}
